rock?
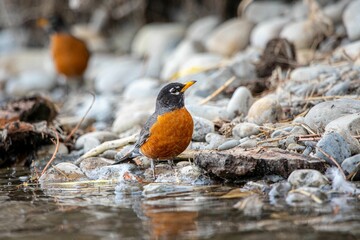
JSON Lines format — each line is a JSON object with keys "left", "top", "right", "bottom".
{"left": 239, "top": 139, "right": 257, "bottom": 148}
{"left": 287, "top": 143, "right": 305, "bottom": 152}
{"left": 179, "top": 165, "right": 203, "bottom": 182}
{"left": 5, "top": 70, "right": 56, "bottom": 96}
{"left": 334, "top": 40, "right": 360, "bottom": 60}
{"left": 187, "top": 105, "right": 230, "bottom": 121}
{"left": 315, "top": 132, "right": 351, "bottom": 165}
{"left": 230, "top": 55, "right": 257, "bottom": 80}
{"left": 341, "top": 154, "right": 360, "bottom": 180}
{"left": 161, "top": 40, "right": 202, "bottom": 80}
{"left": 132, "top": 23, "right": 185, "bottom": 56}
{"left": 94, "top": 57, "right": 144, "bottom": 93}
{"left": 218, "top": 139, "right": 240, "bottom": 151}
{"left": 205, "top": 18, "right": 254, "bottom": 57}
{"left": 325, "top": 80, "right": 350, "bottom": 96}
{"left": 142, "top": 183, "right": 194, "bottom": 198}
{"left": 280, "top": 20, "right": 317, "bottom": 49}
{"left": 290, "top": 65, "right": 334, "bottom": 82}
{"left": 123, "top": 78, "right": 159, "bottom": 100}
{"left": 192, "top": 116, "right": 215, "bottom": 142}
{"left": 343, "top": 0, "right": 360, "bottom": 41}
{"left": 39, "top": 162, "right": 87, "bottom": 183}
{"left": 75, "top": 94, "right": 114, "bottom": 122}
{"left": 205, "top": 133, "right": 227, "bottom": 150}
{"left": 37, "top": 143, "right": 69, "bottom": 157}
{"left": 232, "top": 122, "right": 260, "bottom": 139}
{"left": 286, "top": 187, "right": 327, "bottom": 206}
{"left": 244, "top": 2, "right": 290, "bottom": 23}
{"left": 324, "top": 0, "right": 352, "bottom": 24}
{"left": 247, "top": 97, "right": 282, "bottom": 125}
{"left": 95, "top": 164, "right": 136, "bottom": 181}
{"left": 195, "top": 147, "right": 327, "bottom": 181}
{"left": 186, "top": 16, "right": 220, "bottom": 44}
{"left": 79, "top": 157, "right": 115, "bottom": 179}
{"left": 75, "top": 131, "right": 118, "bottom": 150}
{"left": 287, "top": 169, "right": 329, "bottom": 188}
{"left": 250, "top": 17, "right": 289, "bottom": 48}
{"left": 112, "top": 111, "right": 151, "bottom": 134}
{"left": 304, "top": 99, "right": 360, "bottom": 132}
{"left": 325, "top": 113, "right": 360, "bottom": 154}
{"left": 226, "top": 87, "right": 254, "bottom": 118}
{"left": 177, "top": 53, "right": 222, "bottom": 79}
{"left": 269, "top": 182, "right": 291, "bottom": 204}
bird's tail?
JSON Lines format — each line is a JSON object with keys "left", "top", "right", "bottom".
{"left": 113, "top": 149, "right": 141, "bottom": 165}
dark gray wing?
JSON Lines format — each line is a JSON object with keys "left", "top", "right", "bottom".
{"left": 134, "top": 112, "right": 158, "bottom": 150}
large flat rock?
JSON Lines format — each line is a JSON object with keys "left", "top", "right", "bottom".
{"left": 194, "top": 147, "right": 327, "bottom": 181}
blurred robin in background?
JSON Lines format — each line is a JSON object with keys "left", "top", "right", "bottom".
{"left": 114, "top": 81, "right": 196, "bottom": 177}
{"left": 37, "top": 15, "right": 90, "bottom": 84}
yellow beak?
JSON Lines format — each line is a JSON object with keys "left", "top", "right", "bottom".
{"left": 180, "top": 81, "right": 196, "bottom": 93}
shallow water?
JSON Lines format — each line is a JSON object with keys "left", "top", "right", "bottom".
{"left": 0, "top": 167, "right": 359, "bottom": 240}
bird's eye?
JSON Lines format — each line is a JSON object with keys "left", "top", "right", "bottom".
{"left": 169, "top": 87, "right": 180, "bottom": 95}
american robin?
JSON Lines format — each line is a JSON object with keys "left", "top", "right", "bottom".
{"left": 114, "top": 81, "right": 196, "bottom": 177}
{"left": 38, "top": 15, "right": 90, "bottom": 83}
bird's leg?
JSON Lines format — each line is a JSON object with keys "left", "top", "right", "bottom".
{"left": 151, "top": 159, "right": 156, "bottom": 179}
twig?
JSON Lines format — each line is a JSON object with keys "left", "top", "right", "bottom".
{"left": 65, "top": 92, "right": 96, "bottom": 142}
{"left": 199, "top": 76, "right": 236, "bottom": 105}
{"left": 75, "top": 134, "right": 138, "bottom": 165}
{"left": 289, "top": 189, "right": 323, "bottom": 204}
{"left": 315, "top": 146, "right": 346, "bottom": 179}
{"left": 41, "top": 130, "right": 60, "bottom": 177}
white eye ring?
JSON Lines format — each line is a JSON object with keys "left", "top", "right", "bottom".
{"left": 169, "top": 87, "right": 180, "bottom": 95}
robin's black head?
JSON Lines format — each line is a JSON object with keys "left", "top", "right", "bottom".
{"left": 156, "top": 81, "right": 196, "bottom": 112}
{"left": 37, "top": 15, "right": 66, "bottom": 33}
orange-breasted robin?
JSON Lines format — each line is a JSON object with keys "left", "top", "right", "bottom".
{"left": 38, "top": 15, "right": 90, "bottom": 83}
{"left": 114, "top": 81, "right": 196, "bottom": 177}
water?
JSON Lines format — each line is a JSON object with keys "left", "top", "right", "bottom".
{"left": 0, "top": 167, "right": 359, "bottom": 240}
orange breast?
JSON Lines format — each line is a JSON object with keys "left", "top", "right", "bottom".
{"left": 140, "top": 108, "right": 194, "bottom": 160}
{"left": 51, "top": 34, "right": 90, "bottom": 78}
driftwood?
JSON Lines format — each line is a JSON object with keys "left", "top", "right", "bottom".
{"left": 194, "top": 147, "right": 327, "bottom": 181}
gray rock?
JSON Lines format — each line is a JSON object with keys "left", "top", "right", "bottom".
{"left": 142, "top": 183, "right": 194, "bottom": 198}
{"left": 205, "top": 18, "right": 254, "bottom": 56}
{"left": 271, "top": 127, "right": 292, "bottom": 138}
{"left": 79, "top": 157, "right": 115, "bottom": 179}
{"left": 205, "top": 133, "right": 227, "bottom": 150}
{"left": 123, "top": 78, "right": 159, "bottom": 100}
{"left": 325, "top": 113, "right": 360, "bottom": 154}
{"left": 187, "top": 105, "right": 230, "bottom": 121}
{"left": 325, "top": 81, "right": 350, "bottom": 96}
{"left": 112, "top": 111, "right": 151, "bottom": 134}
{"left": 244, "top": 2, "right": 290, "bottom": 23}
{"left": 287, "top": 143, "right": 305, "bottom": 152}
{"left": 288, "top": 169, "right": 329, "bottom": 188}
{"left": 324, "top": 0, "right": 352, "bottom": 24}
{"left": 39, "top": 162, "right": 87, "bottom": 183}
{"left": 290, "top": 65, "right": 334, "bottom": 82}
{"left": 94, "top": 57, "right": 144, "bottom": 93}
{"left": 247, "top": 97, "right": 282, "bottom": 125}
{"left": 250, "top": 17, "right": 289, "bottom": 48}
{"left": 230, "top": 54, "right": 257, "bottom": 80}
{"left": 341, "top": 154, "right": 360, "bottom": 180}
{"left": 226, "top": 87, "right": 254, "bottom": 118}
{"left": 286, "top": 187, "right": 327, "bottom": 206}
{"left": 161, "top": 40, "right": 202, "bottom": 80}
{"left": 290, "top": 126, "right": 308, "bottom": 136}
{"left": 280, "top": 20, "right": 317, "bottom": 49}
{"left": 190, "top": 141, "right": 208, "bottom": 150}
{"left": 6, "top": 70, "right": 56, "bottom": 96}
{"left": 269, "top": 182, "right": 291, "bottom": 204}
{"left": 343, "top": 0, "right": 360, "bottom": 41}
{"left": 316, "top": 132, "right": 351, "bottom": 165}
{"left": 333, "top": 40, "right": 360, "bottom": 60}
{"left": 239, "top": 139, "right": 257, "bottom": 148}
{"left": 186, "top": 16, "right": 220, "bottom": 44}
{"left": 304, "top": 99, "right": 360, "bottom": 132}
{"left": 192, "top": 116, "right": 215, "bottom": 142}
{"left": 75, "top": 131, "right": 118, "bottom": 150}
{"left": 179, "top": 165, "right": 202, "bottom": 182}
{"left": 96, "top": 164, "right": 136, "bottom": 181}
{"left": 218, "top": 139, "right": 240, "bottom": 151}
{"left": 232, "top": 122, "right": 260, "bottom": 139}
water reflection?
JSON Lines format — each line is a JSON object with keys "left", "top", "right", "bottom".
{"left": 0, "top": 168, "right": 359, "bottom": 239}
